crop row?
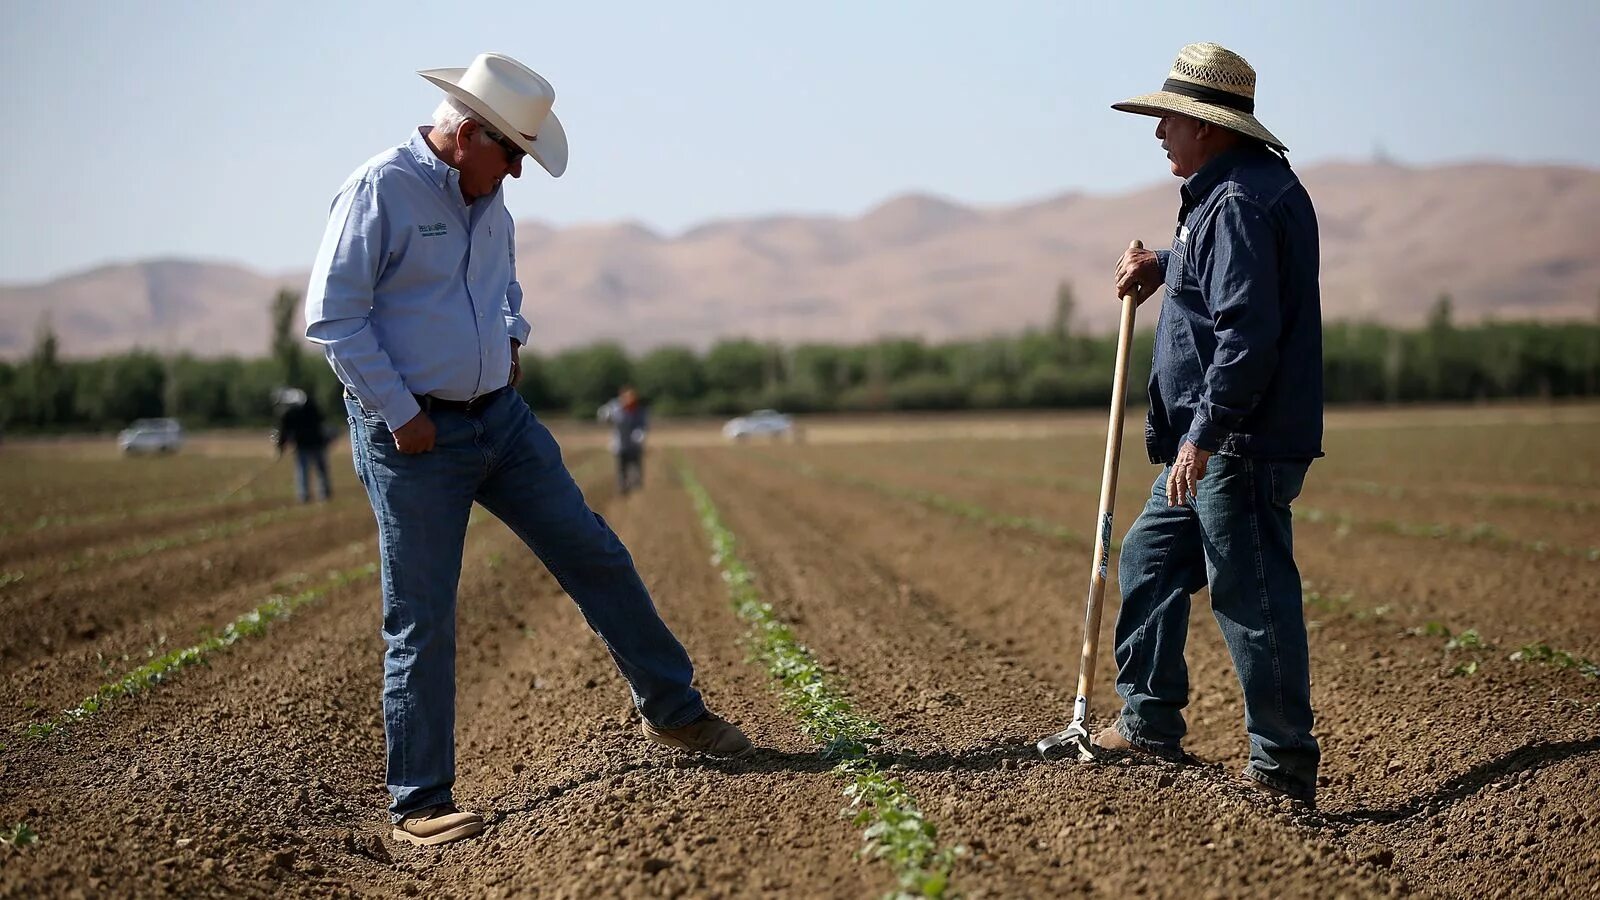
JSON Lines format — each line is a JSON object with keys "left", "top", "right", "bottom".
{"left": 7, "top": 559, "right": 378, "bottom": 749}
{"left": 763, "top": 457, "right": 1597, "bottom": 690}
{"left": 680, "top": 462, "right": 960, "bottom": 898}
{"left": 925, "top": 463, "right": 1598, "bottom": 562}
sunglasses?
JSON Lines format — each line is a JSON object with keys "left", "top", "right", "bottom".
{"left": 480, "top": 124, "right": 527, "bottom": 164}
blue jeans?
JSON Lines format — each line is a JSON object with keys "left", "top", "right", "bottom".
{"left": 1113, "top": 455, "right": 1319, "bottom": 800}
{"left": 293, "top": 444, "right": 331, "bottom": 502}
{"left": 345, "top": 389, "right": 706, "bottom": 820}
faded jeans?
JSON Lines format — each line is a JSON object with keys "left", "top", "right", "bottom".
{"left": 345, "top": 389, "right": 705, "bottom": 820}
{"left": 1112, "top": 455, "right": 1320, "bottom": 800}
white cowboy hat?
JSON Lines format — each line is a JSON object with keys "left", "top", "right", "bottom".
{"left": 418, "top": 52, "right": 568, "bottom": 177}
{"left": 1112, "top": 42, "right": 1287, "bottom": 152}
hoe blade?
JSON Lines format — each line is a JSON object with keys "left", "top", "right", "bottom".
{"left": 1037, "top": 719, "right": 1096, "bottom": 762}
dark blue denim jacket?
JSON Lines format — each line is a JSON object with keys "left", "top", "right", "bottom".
{"left": 1146, "top": 143, "right": 1324, "bottom": 463}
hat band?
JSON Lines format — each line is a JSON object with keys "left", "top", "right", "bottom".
{"left": 1161, "top": 78, "right": 1254, "bottom": 114}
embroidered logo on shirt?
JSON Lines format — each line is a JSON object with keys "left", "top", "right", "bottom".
{"left": 418, "top": 222, "right": 449, "bottom": 237}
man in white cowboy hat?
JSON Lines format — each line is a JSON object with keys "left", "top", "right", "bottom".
{"left": 304, "top": 52, "right": 752, "bottom": 847}
{"left": 1099, "top": 43, "right": 1324, "bottom": 806}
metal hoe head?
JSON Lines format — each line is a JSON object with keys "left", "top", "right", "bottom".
{"left": 1036, "top": 716, "right": 1097, "bottom": 762}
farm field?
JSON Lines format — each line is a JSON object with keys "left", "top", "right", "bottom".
{"left": 2, "top": 404, "right": 1598, "bottom": 898}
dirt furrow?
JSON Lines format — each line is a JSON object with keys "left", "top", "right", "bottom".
{"left": 765, "top": 446, "right": 1600, "bottom": 655}
{"left": 1, "top": 459, "right": 879, "bottom": 898}
{"left": 693, "top": 446, "right": 1600, "bottom": 897}
{"left": 0, "top": 499, "right": 379, "bottom": 675}
{"left": 687, "top": 449, "right": 1402, "bottom": 898}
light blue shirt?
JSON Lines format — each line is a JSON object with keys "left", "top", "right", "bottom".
{"left": 304, "top": 128, "right": 531, "bottom": 429}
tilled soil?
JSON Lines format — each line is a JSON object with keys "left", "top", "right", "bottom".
{"left": 3, "top": 415, "right": 1599, "bottom": 897}
{"left": 689, "top": 446, "right": 1600, "bottom": 897}
{"left": 1, "top": 462, "right": 880, "bottom": 899}
{"left": 766, "top": 443, "right": 1600, "bottom": 655}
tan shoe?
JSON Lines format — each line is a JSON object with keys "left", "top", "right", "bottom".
{"left": 1091, "top": 726, "right": 1186, "bottom": 763}
{"left": 391, "top": 804, "right": 484, "bottom": 847}
{"left": 641, "top": 710, "right": 753, "bottom": 757}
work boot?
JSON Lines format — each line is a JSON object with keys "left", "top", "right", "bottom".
{"left": 391, "top": 803, "right": 484, "bottom": 847}
{"left": 1241, "top": 770, "right": 1317, "bottom": 810}
{"left": 1091, "top": 725, "right": 1185, "bottom": 762}
{"left": 641, "top": 710, "right": 753, "bottom": 757}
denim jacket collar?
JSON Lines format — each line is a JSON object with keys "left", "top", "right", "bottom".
{"left": 1181, "top": 143, "right": 1274, "bottom": 208}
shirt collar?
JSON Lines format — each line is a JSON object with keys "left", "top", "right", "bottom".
{"left": 406, "top": 127, "right": 457, "bottom": 191}
{"left": 1180, "top": 143, "right": 1266, "bottom": 205}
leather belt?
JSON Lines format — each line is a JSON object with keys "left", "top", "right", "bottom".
{"left": 413, "top": 385, "right": 511, "bottom": 415}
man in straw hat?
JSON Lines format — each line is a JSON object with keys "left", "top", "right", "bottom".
{"left": 1100, "top": 43, "right": 1324, "bottom": 806}
{"left": 305, "top": 52, "right": 752, "bottom": 847}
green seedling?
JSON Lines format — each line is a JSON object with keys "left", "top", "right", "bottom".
{"left": 1445, "top": 630, "right": 1487, "bottom": 652}
{"left": 1408, "top": 622, "right": 1452, "bottom": 639}
{"left": 0, "top": 823, "right": 38, "bottom": 848}
{"left": 1448, "top": 660, "right": 1480, "bottom": 677}
{"left": 680, "top": 461, "right": 959, "bottom": 898}
{"left": 13, "top": 562, "right": 380, "bottom": 741}
{"left": 1511, "top": 642, "right": 1600, "bottom": 679}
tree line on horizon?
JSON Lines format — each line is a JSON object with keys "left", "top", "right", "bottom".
{"left": 1, "top": 287, "right": 1598, "bottom": 434}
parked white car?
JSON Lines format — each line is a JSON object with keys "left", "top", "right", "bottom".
{"left": 118, "top": 418, "right": 184, "bottom": 455}
{"left": 722, "top": 409, "right": 794, "bottom": 441}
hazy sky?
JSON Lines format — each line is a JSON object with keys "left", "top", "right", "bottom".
{"left": 1, "top": 0, "right": 1594, "bottom": 283}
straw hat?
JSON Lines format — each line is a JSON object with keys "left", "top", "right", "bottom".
{"left": 418, "top": 52, "right": 568, "bottom": 177}
{"left": 1112, "top": 43, "right": 1286, "bottom": 152}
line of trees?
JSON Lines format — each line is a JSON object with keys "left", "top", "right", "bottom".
{"left": 1, "top": 291, "right": 1597, "bottom": 433}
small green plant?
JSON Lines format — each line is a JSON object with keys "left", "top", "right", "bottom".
{"left": 1448, "top": 660, "right": 1480, "bottom": 677}
{"left": 23, "top": 722, "right": 56, "bottom": 739}
{"left": 1445, "top": 630, "right": 1486, "bottom": 651}
{"left": 681, "top": 461, "right": 959, "bottom": 897}
{"left": 1408, "top": 622, "right": 1452, "bottom": 639}
{"left": 1511, "top": 642, "right": 1600, "bottom": 679}
{"left": 841, "top": 761, "right": 961, "bottom": 899}
{"left": 0, "top": 823, "right": 38, "bottom": 848}
{"left": 0, "top": 572, "right": 24, "bottom": 589}
{"left": 18, "top": 561, "right": 381, "bottom": 741}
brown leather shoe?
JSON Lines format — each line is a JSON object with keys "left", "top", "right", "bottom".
{"left": 392, "top": 803, "right": 484, "bottom": 847}
{"left": 641, "top": 710, "right": 753, "bottom": 757}
{"left": 1091, "top": 726, "right": 1137, "bottom": 753}
{"left": 1091, "top": 726, "right": 1186, "bottom": 763}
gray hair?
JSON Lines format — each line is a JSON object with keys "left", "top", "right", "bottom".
{"left": 432, "top": 97, "right": 495, "bottom": 145}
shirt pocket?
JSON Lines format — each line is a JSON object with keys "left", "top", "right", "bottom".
{"left": 1165, "top": 234, "right": 1187, "bottom": 296}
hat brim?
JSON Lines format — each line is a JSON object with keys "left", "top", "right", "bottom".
{"left": 1112, "top": 91, "right": 1287, "bottom": 152}
{"left": 418, "top": 68, "right": 568, "bottom": 177}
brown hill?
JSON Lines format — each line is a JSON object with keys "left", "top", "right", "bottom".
{"left": 3, "top": 161, "right": 1596, "bottom": 359}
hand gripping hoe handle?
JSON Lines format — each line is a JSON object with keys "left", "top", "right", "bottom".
{"left": 1037, "top": 239, "right": 1142, "bottom": 761}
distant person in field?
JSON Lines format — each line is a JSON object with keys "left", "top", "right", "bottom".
{"left": 272, "top": 387, "right": 332, "bottom": 503}
{"left": 597, "top": 386, "right": 648, "bottom": 495}
{"left": 303, "top": 52, "right": 752, "bottom": 848}
{"left": 1102, "top": 43, "right": 1324, "bottom": 806}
